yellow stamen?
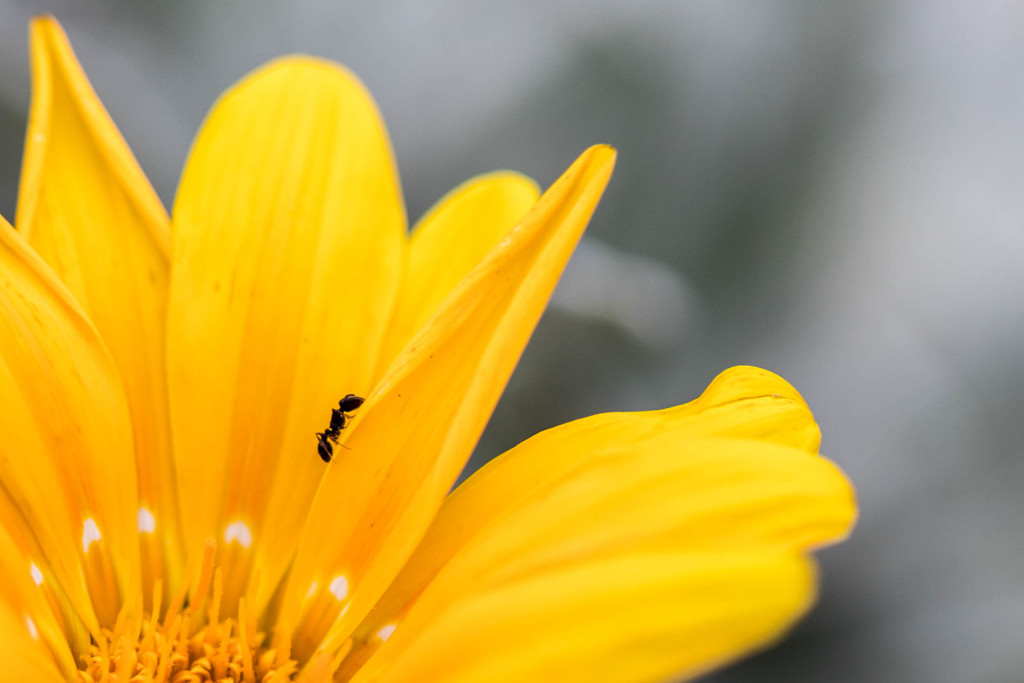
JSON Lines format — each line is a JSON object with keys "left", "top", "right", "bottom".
{"left": 238, "top": 598, "right": 256, "bottom": 683}
{"left": 189, "top": 542, "right": 217, "bottom": 621}
{"left": 208, "top": 568, "right": 223, "bottom": 642}
{"left": 75, "top": 543, "right": 298, "bottom": 682}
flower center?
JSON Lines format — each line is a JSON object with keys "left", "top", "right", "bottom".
{"left": 77, "top": 612, "right": 295, "bottom": 682}
{"left": 76, "top": 545, "right": 297, "bottom": 682}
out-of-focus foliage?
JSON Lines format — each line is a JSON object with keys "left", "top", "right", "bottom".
{"left": 1, "top": 2, "right": 1021, "bottom": 681}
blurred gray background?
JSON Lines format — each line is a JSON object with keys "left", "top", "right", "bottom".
{"left": 1, "top": 2, "right": 1022, "bottom": 681}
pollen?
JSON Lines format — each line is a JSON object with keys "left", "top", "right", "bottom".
{"left": 76, "top": 545, "right": 298, "bottom": 682}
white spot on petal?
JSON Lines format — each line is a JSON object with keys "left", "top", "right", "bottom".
{"left": 29, "top": 563, "right": 43, "bottom": 586}
{"left": 224, "top": 520, "right": 252, "bottom": 548}
{"left": 377, "top": 624, "right": 396, "bottom": 642}
{"left": 82, "top": 519, "right": 101, "bottom": 553}
{"left": 25, "top": 615, "right": 38, "bottom": 639}
{"left": 137, "top": 507, "right": 156, "bottom": 533}
{"left": 328, "top": 575, "right": 349, "bottom": 600}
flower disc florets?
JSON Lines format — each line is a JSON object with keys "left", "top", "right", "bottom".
{"left": 78, "top": 549, "right": 297, "bottom": 683}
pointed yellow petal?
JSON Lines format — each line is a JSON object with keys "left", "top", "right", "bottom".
{"left": 377, "top": 171, "right": 539, "bottom": 370}
{"left": 0, "top": 220, "right": 140, "bottom": 632}
{"left": 167, "top": 57, "right": 406, "bottom": 611}
{"left": 277, "top": 146, "right": 615, "bottom": 657}
{"left": 18, "top": 18, "right": 169, "bottom": 253}
{"left": 354, "top": 551, "right": 815, "bottom": 683}
{"left": 19, "top": 16, "right": 180, "bottom": 607}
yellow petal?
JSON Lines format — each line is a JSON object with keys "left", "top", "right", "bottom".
{"left": 276, "top": 146, "right": 615, "bottom": 659}
{"left": 0, "top": 220, "right": 140, "bottom": 633}
{"left": 376, "top": 171, "right": 539, "bottom": 370}
{"left": 18, "top": 16, "right": 180, "bottom": 608}
{"left": 668, "top": 365, "right": 822, "bottom": 453}
{"left": 337, "top": 369, "right": 853, "bottom": 670}
{"left": 345, "top": 390, "right": 836, "bottom": 680}
{"left": 0, "top": 585, "right": 68, "bottom": 682}
{"left": 354, "top": 551, "right": 815, "bottom": 683}
{"left": 167, "top": 57, "right": 406, "bottom": 613}
{"left": 0, "top": 521, "right": 77, "bottom": 678}
{"left": 400, "top": 438, "right": 851, "bottom": 613}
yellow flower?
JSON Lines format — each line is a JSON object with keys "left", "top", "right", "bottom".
{"left": 0, "top": 16, "right": 856, "bottom": 683}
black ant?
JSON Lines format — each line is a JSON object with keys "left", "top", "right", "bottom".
{"left": 316, "top": 394, "right": 365, "bottom": 462}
